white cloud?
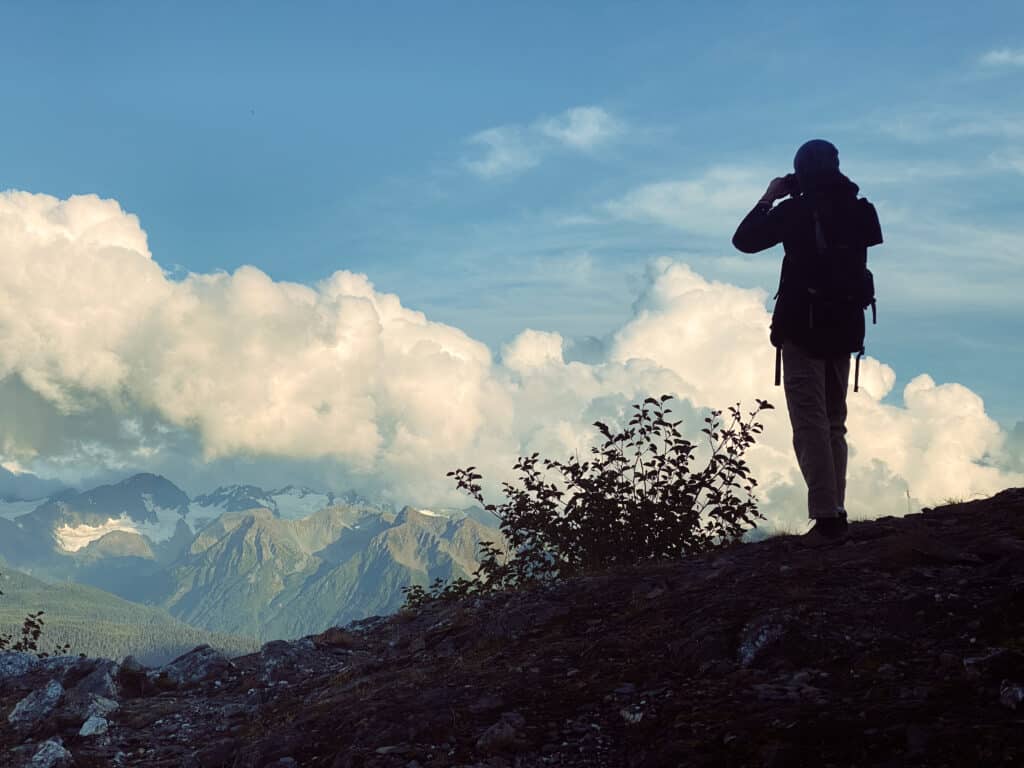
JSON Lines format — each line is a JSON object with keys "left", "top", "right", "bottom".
{"left": 538, "top": 106, "right": 621, "bottom": 150}
{"left": 502, "top": 330, "right": 565, "bottom": 372}
{"left": 464, "top": 106, "right": 621, "bottom": 178}
{"left": 1, "top": 190, "right": 1020, "bottom": 530}
{"left": 464, "top": 127, "right": 541, "bottom": 178}
{"left": 605, "top": 166, "right": 767, "bottom": 236}
{"left": 980, "top": 48, "right": 1024, "bottom": 67}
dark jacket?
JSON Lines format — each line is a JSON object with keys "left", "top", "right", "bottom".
{"left": 733, "top": 175, "right": 882, "bottom": 356}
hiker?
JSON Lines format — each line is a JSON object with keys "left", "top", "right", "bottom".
{"left": 732, "top": 139, "right": 883, "bottom": 541}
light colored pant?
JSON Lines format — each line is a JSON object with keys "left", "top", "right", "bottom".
{"left": 782, "top": 341, "right": 851, "bottom": 519}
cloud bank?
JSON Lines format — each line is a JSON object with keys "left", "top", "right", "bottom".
{"left": 0, "top": 190, "right": 1019, "bottom": 531}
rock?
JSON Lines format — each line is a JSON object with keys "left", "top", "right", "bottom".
{"left": 0, "top": 651, "right": 39, "bottom": 680}
{"left": 38, "top": 656, "right": 79, "bottom": 678}
{"left": 88, "top": 695, "right": 119, "bottom": 718}
{"left": 962, "top": 648, "right": 1024, "bottom": 681}
{"left": 70, "top": 659, "right": 119, "bottom": 698}
{"left": 159, "top": 645, "right": 235, "bottom": 688}
{"left": 8, "top": 679, "right": 64, "bottom": 730}
{"left": 374, "top": 745, "right": 409, "bottom": 755}
{"left": 260, "top": 639, "right": 305, "bottom": 683}
{"left": 476, "top": 712, "right": 527, "bottom": 754}
{"left": 1000, "top": 679, "right": 1024, "bottom": 710}
{"left": 79, "top": 714, "right": 109, "bottom": 737}
{"left": 116, "top": 655, "right": 152, "bottom": 698}
{"left": 312, "top": 627, "right": 359, "bottom": 649}
{"left": 61, "top": 689, "right": 120, "bottom": 725}
{"left": 28, "top": 739, "right": 74, "bottom": 768}
{"left": 738, "top": 613, "right": 787, "bottom": 667}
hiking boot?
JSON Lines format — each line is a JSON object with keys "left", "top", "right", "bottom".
{"left": 801, "top": 515, "right": 848, "bottom": 546}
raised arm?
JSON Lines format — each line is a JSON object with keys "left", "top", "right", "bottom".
{"left": 732, "top": 176, "right": 791, "bottom": 254}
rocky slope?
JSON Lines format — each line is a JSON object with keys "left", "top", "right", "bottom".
{"left": 3, "top": 488, "right": 1024, "bottom": 767}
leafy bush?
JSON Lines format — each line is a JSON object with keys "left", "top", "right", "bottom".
{"left": 0, "top": 576, "right": 71, "bottom": 658}
{"left": 403, "top": 394, "right": 771, "bottom": 608}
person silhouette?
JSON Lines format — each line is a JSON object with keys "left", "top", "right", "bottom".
{"left": 732, "top": 139, "right": 883, "bottom": 542}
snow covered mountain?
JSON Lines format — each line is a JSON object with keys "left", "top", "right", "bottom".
{"left": 0, "top": 471, "right": 501, "bottom": 644}
{"left": 161, "top": 504, "right": 495, "bottom": 640}
{"left": 190, "top": 484, "right": 376, "bottom": 522}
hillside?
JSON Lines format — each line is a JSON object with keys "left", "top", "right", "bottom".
{"left": 0, "top": 568, "right": 258, "bottom": 666}
{"left": 160, "top": 505, "right": 495, "bottom": 640}
{"left": 3, "top": 488, "right": 1024, "bottom": 767}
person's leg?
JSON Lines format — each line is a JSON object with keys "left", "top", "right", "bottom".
{"left": 824, "top": 353, "right": 851, "bottom": 511}
{"left": 782, "top": 341, "right": 840, "bottom": 519}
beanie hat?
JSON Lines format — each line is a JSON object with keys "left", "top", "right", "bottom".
{"left": 794, "top": 139, "right": 840, "bottom": 193}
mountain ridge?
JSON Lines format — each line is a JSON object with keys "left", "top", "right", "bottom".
{"left": 3, "top": 487, "right": 1024, "bottom": 766}
{"left": 0, "top": 472, "right": 501, "bottom": 645}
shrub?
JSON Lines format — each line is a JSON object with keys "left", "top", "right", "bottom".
{"left": 403, "top": 394, "right": 771, "bottom": 607}
{"left": 0, "top": 576, "right": 71, "bottom": 658}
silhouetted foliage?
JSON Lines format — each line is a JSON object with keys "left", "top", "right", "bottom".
{"left": 0, "top": 575, "right": 71, "bottom": 657}
{"left": 404, "top": 395, "right": 772, "bottom": 608}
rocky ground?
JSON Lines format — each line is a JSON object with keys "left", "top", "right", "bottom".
{"left": 4, "top": 488, "right": 1024, "bottom": 767}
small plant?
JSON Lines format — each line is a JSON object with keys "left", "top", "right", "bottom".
{"left": 0, "top": 577, "right": 72, "bottom": 658}
{"left": 403, "top": 394, "right": 771, "bottom": 608}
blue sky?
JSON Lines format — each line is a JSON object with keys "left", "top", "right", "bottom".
{"left": 0, "top": 2, "right": 1022, "bottom": 510}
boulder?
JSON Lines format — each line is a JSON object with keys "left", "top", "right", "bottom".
{"left": 70, "top": 659, "right": 119, "bottom": 699}
{"left": 0, "top": 651, "right": 38, "bottom": 681}
{"left": 259, "top": 640, "right": 306, "bottom": 683}
{"left": 158, "top": 645, "right": 234, "bottom": 688}
{"left": 476, "top": 711, "right": 527, "bottom": 754}
{"left": 116, "top": 655, "right": 152, "bottom": 697}
{"left": 79, "top": 714, "right": 109, "bottom": 737}
{"left": 7, "top": 679, "right": 64, "bottom": 731}
{"left": 28, "top": 739, "right": 74, "bottom": 768}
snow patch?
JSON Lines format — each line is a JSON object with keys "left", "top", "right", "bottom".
{"left": 56, "top": 498, "right": 186, "bottom": 551}
{"left": 273, "top": 489, "right": 333, "bottom": 521}
{"left": 416, "top": 508, "right": 443, "bottom": 518}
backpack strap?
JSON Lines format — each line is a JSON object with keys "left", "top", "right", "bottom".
{"left": 813, "top": 208, "right": 827, "bottom": 252}
{"left": 854, "top": 348, "right": 865, "bottom": 393}
{"left": 774, "top": 346, "right": 782, "bottom": 387}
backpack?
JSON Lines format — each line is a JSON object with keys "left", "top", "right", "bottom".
{"left": 771, "top": 195, "right": 882, "bottom": 391}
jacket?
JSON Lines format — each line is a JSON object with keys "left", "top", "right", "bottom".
{"left": 732, "top": 175, "right": 882, "bottom": 357}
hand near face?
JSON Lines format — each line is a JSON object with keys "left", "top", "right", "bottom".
{"left": 762, "top": 177, "right": 790, "bottom": 203}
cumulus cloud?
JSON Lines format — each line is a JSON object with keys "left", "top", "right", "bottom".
{"left": 464, "top": 106, "right": 621, "bottom": 178}
{"left": 980, "top": 48, "right": 1024, "bottom": 67}
{"left": 1, "top": 190, "right": 1020, "bottom": 531}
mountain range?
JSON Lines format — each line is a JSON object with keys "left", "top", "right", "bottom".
{"left": 0, "top": 473, "right": 500, "bottom": 643}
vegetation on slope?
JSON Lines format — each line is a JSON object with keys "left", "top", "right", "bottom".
{"left": 0, "top": 566, "right": 258, "bottom": 665}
